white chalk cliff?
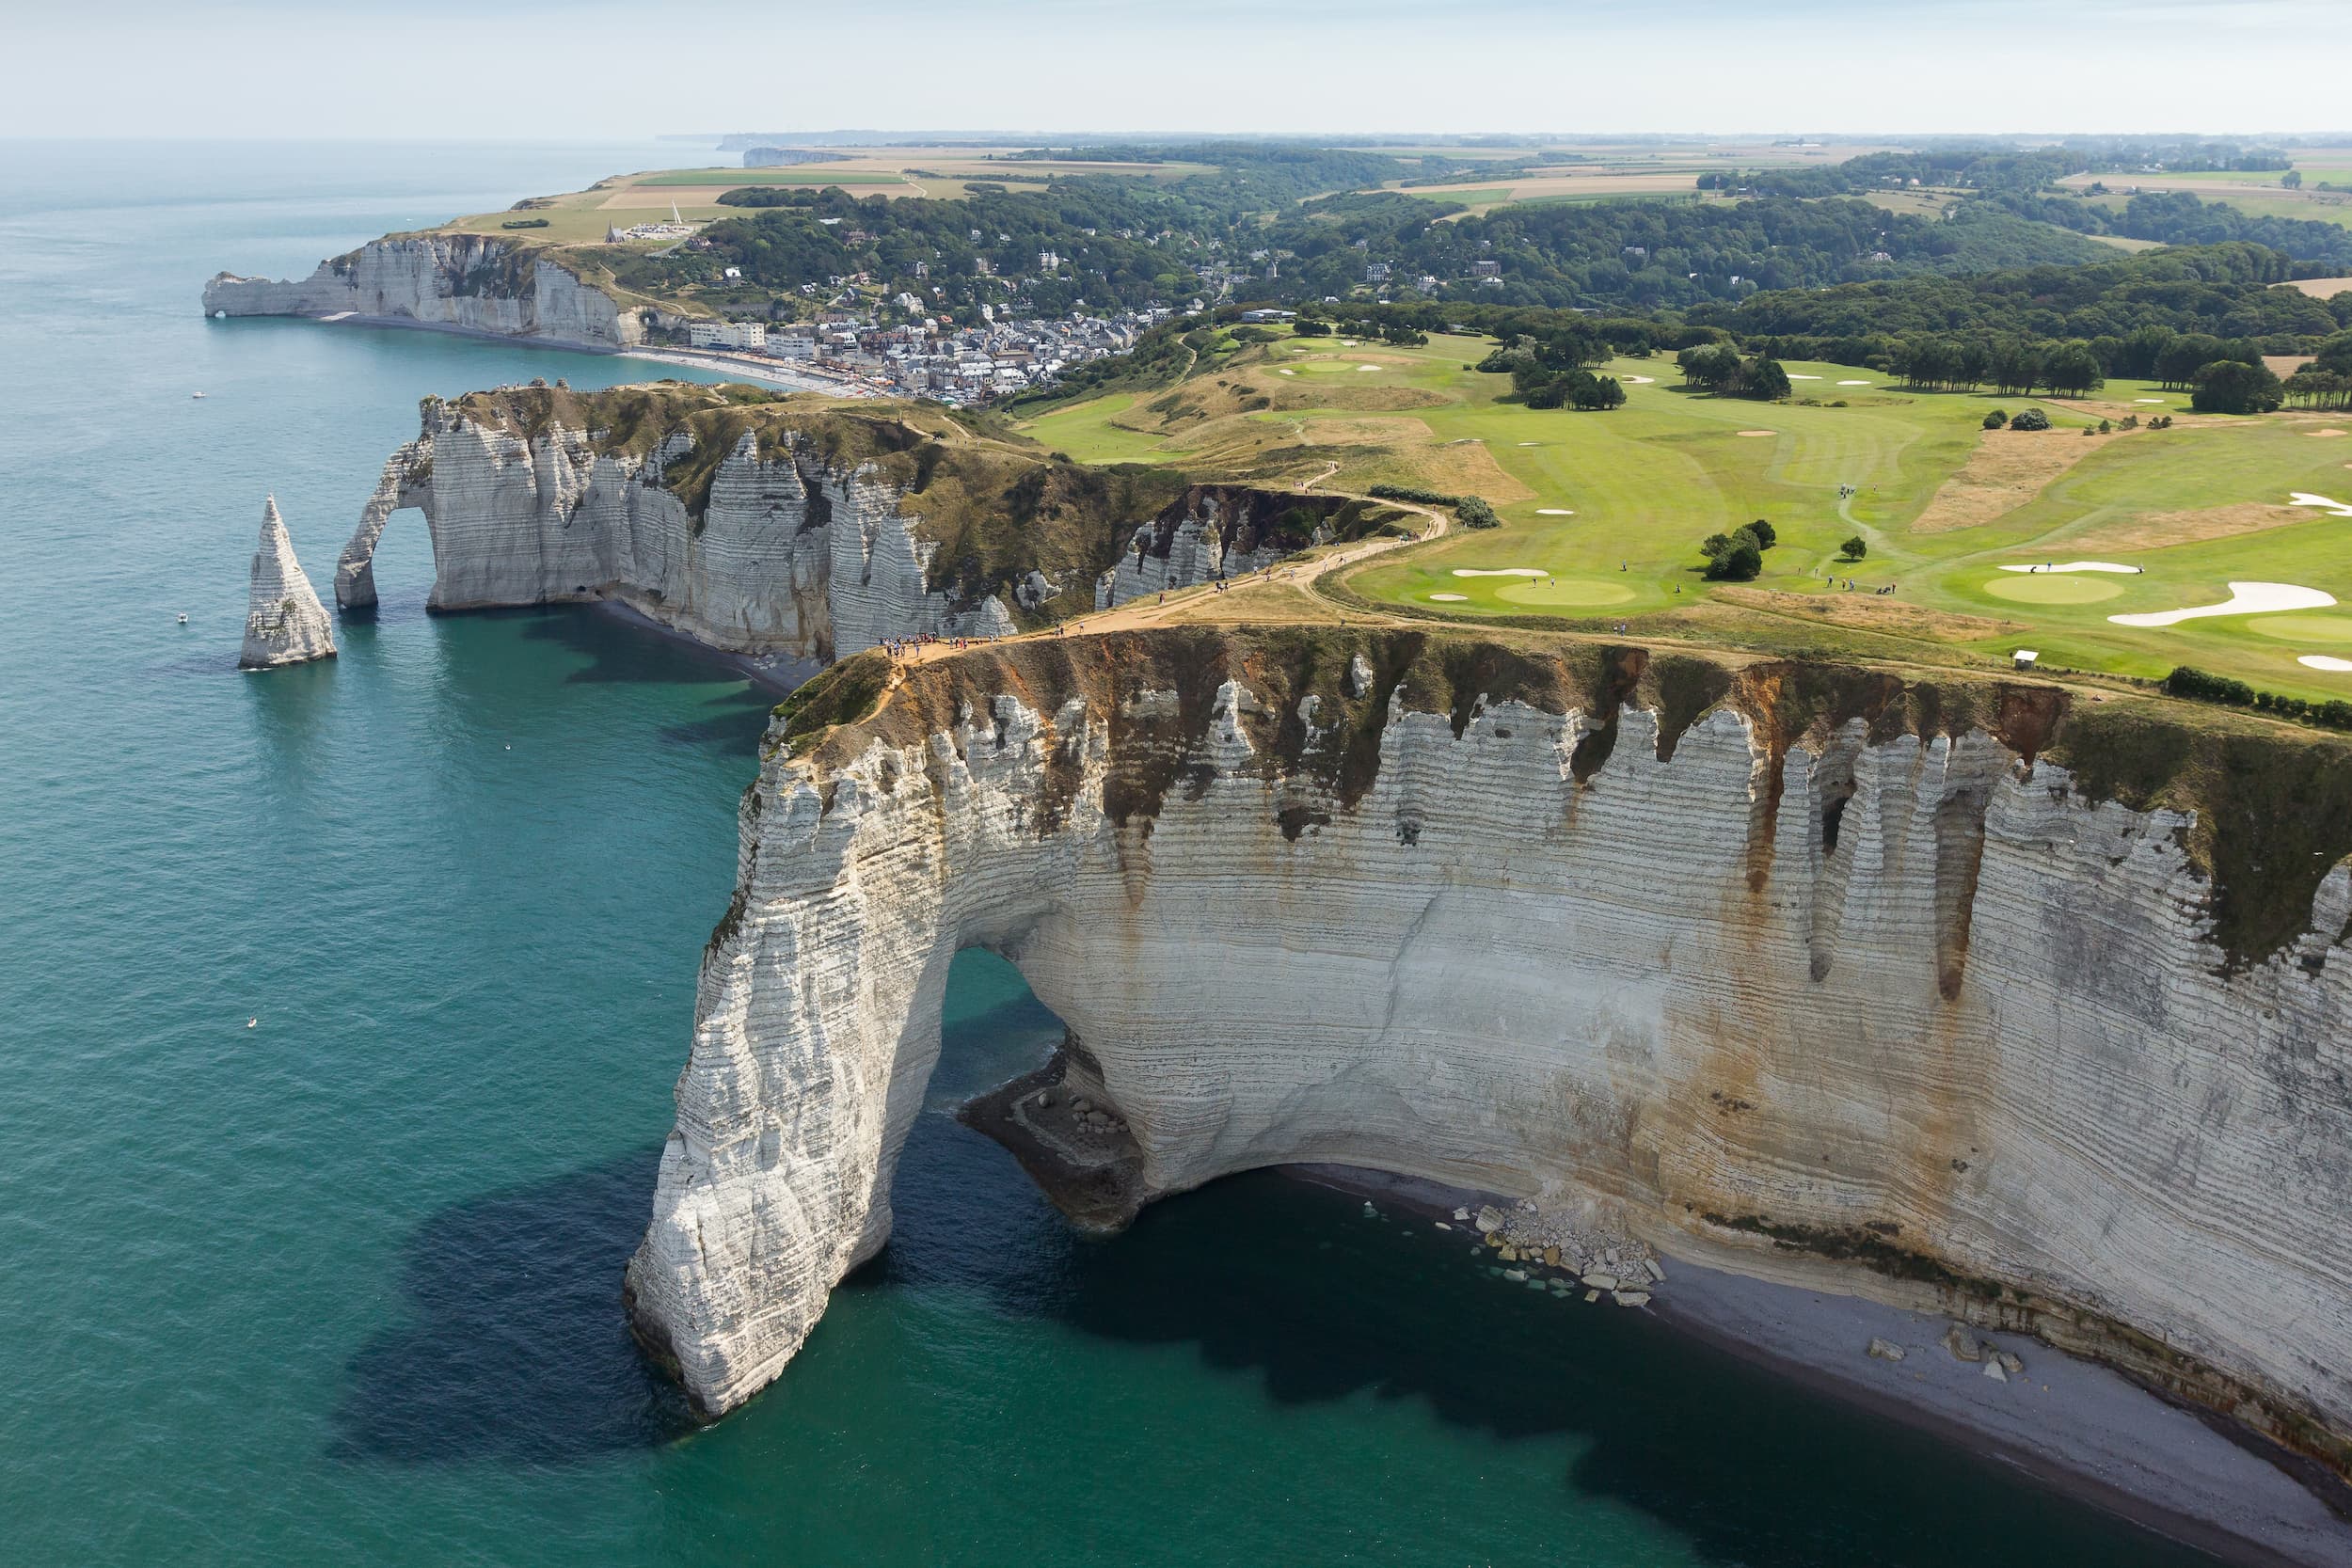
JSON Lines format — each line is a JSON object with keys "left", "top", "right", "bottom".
{"left": 336, "top": 388, "right": 1342, "bottom": 671}
{"left": 1092, "top": 486, "right": 1343, "bottom": 609}
{"left": 204, "top": 234, "right": 645, "bottom": 347}
{"left": 338, "top": 392, "right": 1021, "bottom": 667}
{"left": 625, "top": 630, "right": 2352, "bottom": 1500}
{"left": 238, "top": 496, "right": 336, "bottom": 669}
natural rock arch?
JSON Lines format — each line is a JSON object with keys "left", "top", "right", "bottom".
{"left": 336, "top": 438, "right": 434, "bottom": 610}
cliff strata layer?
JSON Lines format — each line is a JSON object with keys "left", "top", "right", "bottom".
{"left": 626, "top": 628, "right": 2352, "bottom": 1510}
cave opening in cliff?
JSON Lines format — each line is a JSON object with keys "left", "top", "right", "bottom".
{"left": 934, "top": 948, "right": 1147, "bottom": 1234}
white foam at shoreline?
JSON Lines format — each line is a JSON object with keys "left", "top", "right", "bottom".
{"left": 2300, "top": 655, "right": 2352, "bottom": 672}
{"left": 2000, "top": 562, "right": 2139, "bottom": 575}
{"left": 2109, "top": 581, "right": 2336, "bottom": 627}
{"left": 2289, "top": 492, "right": 2352, "bottom": 517}
{"left": 1452, "top": 568, "right": 1549, "bottom": 578}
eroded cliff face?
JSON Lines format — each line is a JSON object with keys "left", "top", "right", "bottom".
{"left": 340, "top": 389, "right": 1052, "bottom": 662}
{"left": 625, "top": 629, "right": 2352, "bottom": 1491}
{"left": 1093, "top": 485, "right": 1355, "bottom": 608}
{"left": 336, "top": 385, "right": 1339, "bottom": 666}
{"left": 203, "top": 235, "right": 644, "bottom": 347}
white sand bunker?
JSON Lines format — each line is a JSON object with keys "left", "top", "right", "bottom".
{"left": 1737, "top": 430, "right": 1774, "bottom": 437}
{"left": 1535, "top": 508, "right": 1575, "bottom": 515}
{"left": 1788, "top": 373, "right": 1821, "bottom": 380}
{"left": 1357, "top": 365, "right": 1380, "bottom": 372}
{"left": 2299, "top": 655, "right": 2352, "bottom": 672}
{"left": 1836, "top": 379, "right": 1872, "bottom": 386}
{"left": 2290, "top": 492, "right": 2352, "bottom": 517}
{"left": 1452, "top": 567, "right": 1549, "bottom": 578}
{"left": 1277, "top": 368, "right": 1295, "bottom": 375}
{"left": 2134, "top": 398, "right": 2168, "bottom": 404}
{"left": 1428, "top": 593, "right": 1469, "bottom": 602}
{"left": 1624, "top": 374, "right": 1656, "bottom": 385}
{"left": 2109, "top": 582, "right": 2337, "bottom": 627}
{"left": 2307, "top": 428, "right": 2344, "bottom": 437}
{"left": 2000, "top": 562, "right": 2140, "bottom": 575}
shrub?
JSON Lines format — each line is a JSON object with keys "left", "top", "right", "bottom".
{"left": 1982, "top": 409, "right": 2008, "bottom": 429}
{"left": 2164, "top": 666, "right": 2255, "bottom": 706}
{"left": 1454, "top": 496, "right": 1501, "bottom": 529}
{"left": 1292, "top": 320, "right": 1331, "bottom": 337}
{"left": 1839, "top": 535, "right": 1867, "bottom": 561}
{"left": 1368, "top": 483, "right": 1458, "bottom": 505}
{"left": 1704, "top": 539, "right": 1764, "bottom": 580}
{"left": 2009, "top": 407, "right": 2052, "bottom": 432}
{"left": 1746, "top": 518, "right": 1777, "bottom": 548}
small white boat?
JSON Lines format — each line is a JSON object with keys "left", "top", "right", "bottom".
{"left": 246, "top": 1017, "right": 258, "bottom": 1028}
{"left": 192, "top": 391, "right": 206, "bottom": 400}
{"left": 177, "top": 612, "right": 188, "bottom": 624}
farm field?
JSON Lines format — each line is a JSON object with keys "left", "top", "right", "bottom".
{"left": 1019, "top": 328, "right": 2352, "bottom": 700}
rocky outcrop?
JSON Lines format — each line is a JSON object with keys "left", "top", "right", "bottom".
{"left": 626, "top": 628, "right": 2352, "bottom": 1503}
{"left": 338, "top": 385, "right": 1328, "bottom": 670}
{"left": 238, "top": 496, "right": 335, "bottom": 669}
{"left": 1094, "top": 485, "right": 1353, "bottom": 609}
{"left": 203, "top": 234, "right": 644, "bottom": 347}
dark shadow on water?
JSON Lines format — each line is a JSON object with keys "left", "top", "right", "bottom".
{"left": 328, "top": 1145, "right": 695, "bottom": 1466}
{"left": 848, "top": 1102, "right": 2224, "bottom": 1568}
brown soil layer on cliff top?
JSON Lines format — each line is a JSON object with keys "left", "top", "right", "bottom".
{"left": 778, "top": 625, "right": 2352, "bottom": 971}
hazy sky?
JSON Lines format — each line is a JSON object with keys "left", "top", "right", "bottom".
{"left": 10, "top": 0, "right": 2349, "bottom": 141}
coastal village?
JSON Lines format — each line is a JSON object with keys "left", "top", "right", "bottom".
{"left": 674, "top": 303, "right": 1158, "bottom": 404}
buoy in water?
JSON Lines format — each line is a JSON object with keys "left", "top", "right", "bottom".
{"left": 177, "top": 613, "right": 188, "bottom": 625}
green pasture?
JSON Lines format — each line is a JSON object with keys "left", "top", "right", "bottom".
{"left": 1021, "top": 326, "right": 2352, "bottom": 699}
{"left": 633, "top": 168, "right": 907, "bottom": 187}
{"left": 1023, "top": 393, "right": 1178, "bottom": 464}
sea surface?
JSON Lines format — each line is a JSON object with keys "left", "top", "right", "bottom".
{"left": 0, "top": 140, "right": 2223, "bottom": 1565}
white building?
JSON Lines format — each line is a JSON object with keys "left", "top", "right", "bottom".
{"left": 689, "top": 320, "right": 768, "bottom": 351}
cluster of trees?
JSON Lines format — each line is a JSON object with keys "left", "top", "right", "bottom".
{"left": 1889, "top": 336, "right": 2104, "bottom": 396}
{"left": 1473, "top": 335, "right": 1626, "bottom": 409}
{"left": 1700, "top": 148, "right": 2089, "bottom": 199}
{"left": 2279, "top": 334, "right": 2352, "bottom": 411}
{"left": 1677, "top": 345, "right": 1791, "bottom": 399}
{"left": 1705, "top": 244, "right": 2347, "bottom": 360}
{"left": 2002, "top": 190, "right": 2352, "bottom": 272}
{"left": 2166, "top": 667, "right": 2352, "bottom": 729}
{"left": 1252, "top": 187, "right": 2106, "bottom": 312}
{"left": 1700, "top": 519, "right": 1778, "bottom": 580}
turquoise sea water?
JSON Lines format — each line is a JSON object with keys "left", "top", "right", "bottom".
{"left": 0, "top": 141, "right": 2223, "bottom": 1565}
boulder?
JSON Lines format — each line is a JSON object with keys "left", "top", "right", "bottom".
{"left": 1943, "top": 1323, "right": 1985, "bottom": 1363}
{"left": 1867, "top": 1338, "right": 1907, "bottom": 1363}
